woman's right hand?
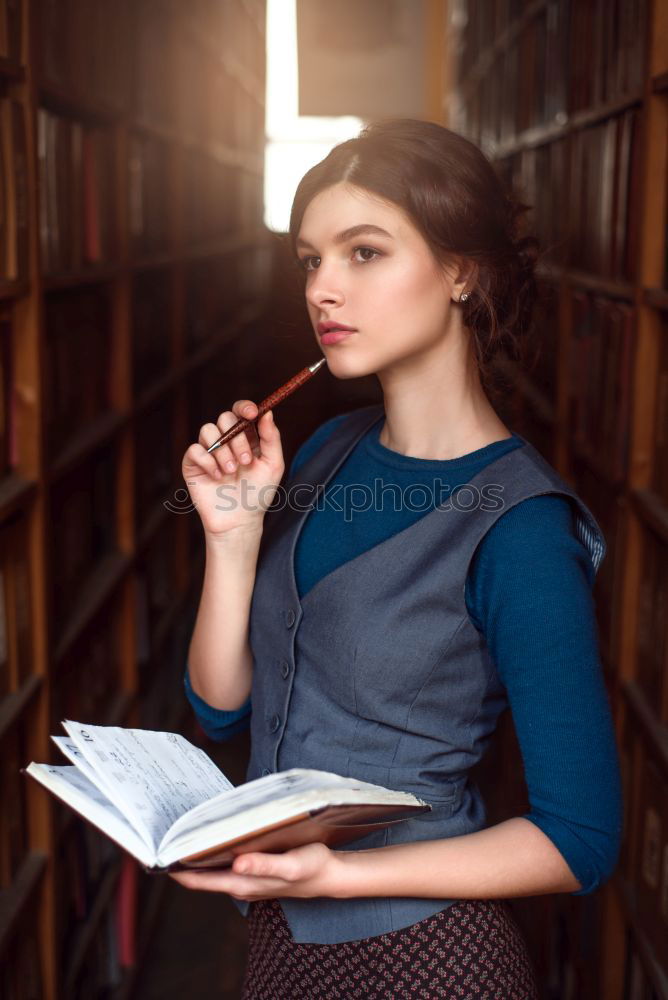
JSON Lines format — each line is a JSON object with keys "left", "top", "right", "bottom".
{"left": 182, "top": 400, "right": 285, "bottom": 538}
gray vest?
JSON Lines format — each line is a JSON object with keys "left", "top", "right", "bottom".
{"left": 233, "top": 403, "right": 605, "bottom": 944}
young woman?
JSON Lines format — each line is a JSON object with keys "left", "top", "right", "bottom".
{"left": 175, "top": 119, "right": 622, "bottom": 999}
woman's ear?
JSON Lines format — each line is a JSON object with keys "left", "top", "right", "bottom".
{"left": 455, "top": 260, "right": 478, "bottom": 296}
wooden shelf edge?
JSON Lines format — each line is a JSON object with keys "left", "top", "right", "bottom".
{"left": 0, "top": 675, "right": 43, "bottom": 742}
{"left": 42, "top": 264, "right": 122, "bottom": 292}
{"left": 48, "top": 410, "right": 127, "bottom": 484}
{"left": 456, "top": 0, "right": 548, "bottom": 92}
{"left": 621, "top": 679, "right": 668, "bottom": 779}
{"left": 39, "top": 83, "right": 124, "bottom": 122}
{"left": 631, "top": 488, "right": 668, "bottom": 545}
{"left": 0, "top": 473, "right": 37, "bottom": 524}
{"left": 0, "top": 852, "right": 48, "bottom": 958}
{"left": 487, "top": 93, "right": 643, "bottom": 160}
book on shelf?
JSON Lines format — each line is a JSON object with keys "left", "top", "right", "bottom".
{"left": 0, "top": 0, "right": 22, "bottom": 65}
{"left": 653, "top": 321, "right": 668, "bottom": 504}
{"left": 24, "top": 720, "right": 431, "bottom": 872}
{"left": 0, "top": 96, "right": 28, "bottom": 283}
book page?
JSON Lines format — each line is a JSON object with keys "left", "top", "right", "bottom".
{"left": 61, "top": 721, "right": 234, "bottom": 849}
{"left": 25, "top": 764, "right": 156, "bottom": 867}
{"left": 160, "top": 768, "right": 416, "bottom": 850}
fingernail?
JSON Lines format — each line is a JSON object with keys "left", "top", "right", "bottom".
{"left": 240, "top": 452, "right": 251, "bottom": 464}
{"left": 225, "top": 460, "right": 236, "bottom": 472}
{"left": 244, "top": 405, "right": 254, "bottom": 416}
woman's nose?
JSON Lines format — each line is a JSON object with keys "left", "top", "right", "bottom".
{"left": 305, "top": 265, "right": 344, "bottom": 310}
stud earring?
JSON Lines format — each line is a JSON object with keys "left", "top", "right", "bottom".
{"left": 460, "top": 292, "right": 469, "bottom": 303}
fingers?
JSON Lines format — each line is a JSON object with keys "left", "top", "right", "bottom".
{"left": 200, "top": 406, "right": 255, "bottom": 475}
{"left": 254, "top": 409, "right": 283, "bottom": 467}
{"left": 182, "top": 440, "right": 224, "bottom": 481}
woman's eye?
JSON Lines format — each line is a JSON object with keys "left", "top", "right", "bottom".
{"left": 353, "top": 246, "right": 380, "bottom": 263}
{"left": 298, "top": 246, "right": 380, "bottom": 272}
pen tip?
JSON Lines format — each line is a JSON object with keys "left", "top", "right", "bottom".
{"left": 309, "top": 358, "right": 327, "bottom": 373}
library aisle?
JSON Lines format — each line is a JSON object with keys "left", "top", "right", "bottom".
{"left": 1, "top": 1, "right": 667, "bottom": 998}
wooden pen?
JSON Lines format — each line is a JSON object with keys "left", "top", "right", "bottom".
{"left": 206, "top": 358, "right": 328, "bottom": 454}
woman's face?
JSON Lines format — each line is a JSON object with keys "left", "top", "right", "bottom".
{"left": 296, "top": 182, "right": 458, "bottom": 379}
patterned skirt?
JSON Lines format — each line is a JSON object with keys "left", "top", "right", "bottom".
{"left": 240, "top": 897, "right": 539, "bottom": 999}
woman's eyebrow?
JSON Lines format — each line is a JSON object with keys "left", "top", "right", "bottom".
{"left": 295, "top": 224, "right": 394, "bottom": 250}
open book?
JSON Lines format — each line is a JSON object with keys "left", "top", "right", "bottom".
{"left": 24, "top": 721, "right": 431, "bottom": 872}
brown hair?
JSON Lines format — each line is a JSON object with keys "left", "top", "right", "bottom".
{"left": 287, "top": 118, "right": 542, "bottom": 401}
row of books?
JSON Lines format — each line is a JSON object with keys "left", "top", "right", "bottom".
{"left": 0, "top": 0, "right": 21, "bottom": 65}
{"left": 0, "top": 513, "right": 32, "bottom": 702}
{"left": 475, "top": 3, "right": 570, "bottom": 146}
{"left": 51, "top": 588, "right": 123, "bottom": 731}
{"left": 38, "top": 108, "right": 116, "bottom": 277}
{"left": 459, "top": 0, "right": 647, "bottom": 129}
{"left": 0, "top": 306, "right": 15, "bottom": 479}
{"left": 569, "top": 108, "right": 642, "bottom": 283}
{"left": 0, "top": 715, "right": 28, "bottom": 890}
{"left": 49, "top": 444, "right": 118, "bottom": 647}
{"left": 496, "top": 138, "right": 568, "bottom": 266}
{"left": 567, "top": 0, "right": 647, "bottom": 113}
{"left": 653, "top": 320, "right": 668, "bottom": 505}
{"left": 38, "top": 266, "right": 257, "bottom": 471}
{"left": 0, "top": 97, "right": 28, "bottom": 284}
{"left": 497, "top": 107, "right": 642, "bottom": 282}
{"left": 38, "top": 113, "right": 264, "bottom": 277}
{"left": 44, "top": 285, "right": 113, "bottom": 460}
{"left": 568, "top": 292, "right": 633, "bottom": 487}
{"left": 36, "top": 0, "right": 131, "bottom": 113}
{"left": 636, "top": 525, "right": 668, "bottom": 725}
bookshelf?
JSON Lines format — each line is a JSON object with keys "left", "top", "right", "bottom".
{"left": 445, "top": 0, "right": 668, "bottom": 996}
{"left": 0, "top": 0, "right": 269, "bottom": 996}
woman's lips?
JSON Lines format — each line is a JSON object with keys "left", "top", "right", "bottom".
{"left": 320, "top": 330, "right": 356, "bottom": 345}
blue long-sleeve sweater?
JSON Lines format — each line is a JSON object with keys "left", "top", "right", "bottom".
{"left": 185, "top": 412, "right": 623, "bottom": 895}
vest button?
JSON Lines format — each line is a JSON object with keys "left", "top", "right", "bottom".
{"left": 269, "top": 714, "right": 280, "bottom": 732}
{"left": 261, "top": 768, "right": 271, "bottom": 776}
{"left": 284, "top": 609, "right": 296, "bottom": 627}
{"left": 280, "top": 660, "right": 290, "bottom": 679}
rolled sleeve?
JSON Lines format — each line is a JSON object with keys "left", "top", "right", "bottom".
{"left": 183, "top": 665, "right": 251, "bottom": 741}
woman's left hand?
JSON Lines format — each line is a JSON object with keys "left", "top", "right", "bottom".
{"left": 168, "top": 842, "right": 343, "bottom": 901}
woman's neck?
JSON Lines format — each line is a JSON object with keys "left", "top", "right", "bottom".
{"left": 376, "top": 337, "right": 511, "bottom": 461}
